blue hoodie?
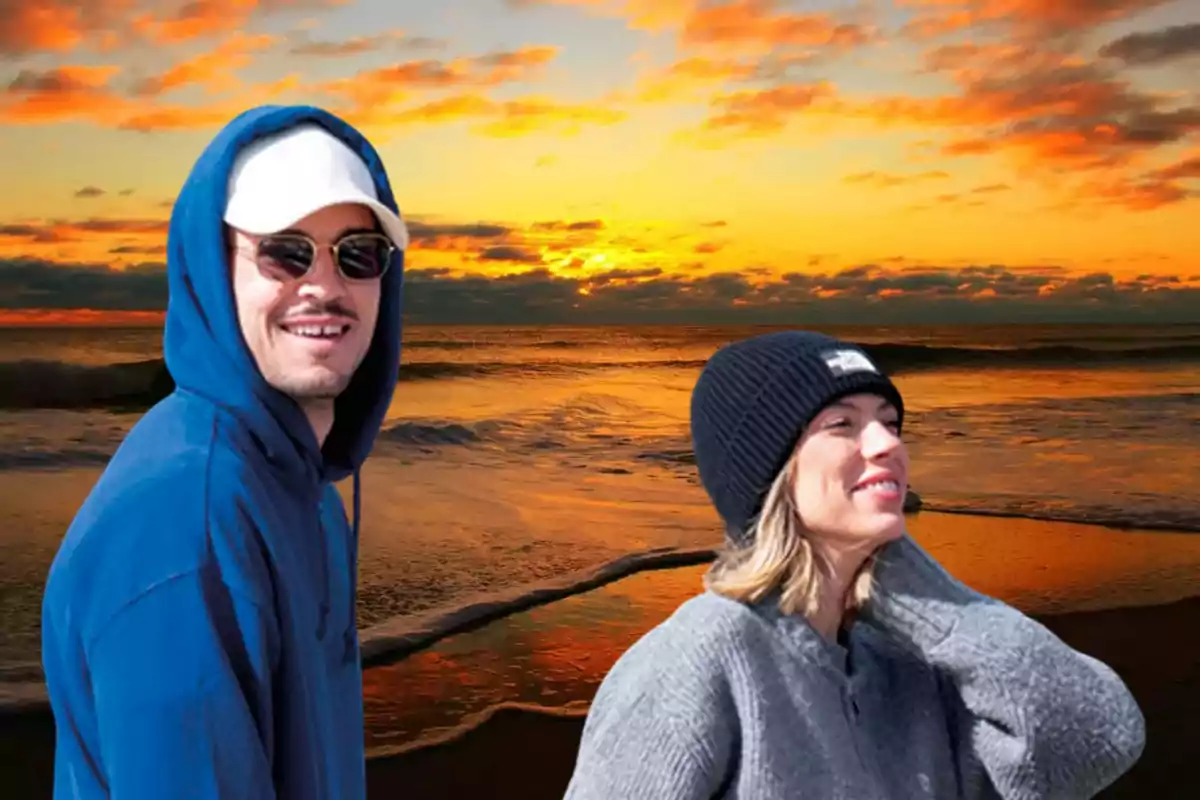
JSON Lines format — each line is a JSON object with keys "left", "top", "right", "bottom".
{"left": 40, "top": 105, "right": 405, "bottom": 799}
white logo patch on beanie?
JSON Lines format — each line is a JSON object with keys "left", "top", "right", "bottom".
{"left": 821, "top": 348, "right": 878, "bottom": 377}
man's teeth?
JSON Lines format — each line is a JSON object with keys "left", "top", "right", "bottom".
{"left": 286, "top": 324, "right": 345, "bottom": 338}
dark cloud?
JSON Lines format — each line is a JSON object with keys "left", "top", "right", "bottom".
{"left": 531, "top": 219, "right": 605, "bottom": 231}
{"left": 7, "top": 68, "right": 92, "bottom": 93}
{"left": 902, "top": 0, "right": 1171, "bottom": 41}
{"left": 1, "top": 257, "right": 165, "bottom": 310}
{"left": 288, "top": 31, "right": 448, "bottom": 57}
{"left": 1153, "top": 155, "right": 1200, "bottom": 181}
{"left": 74, "top": 186, "right": 105, "bottom": 198}
{"left": 5, "top": 256, "right": 1197, "bottom": 324}
{"left": 478, "top": 245, "right": 543, "bottom": 263}
{"left": 397, "top": 265, "right": 1199, "bottom": 324}
{"left": 0, "top": 217, "right": 168, "bottom": 239}
{"left": 889, "top": 43, "right": 1200, "bottom": 205}
{"left": 406, "top": 221, "right": 512, "bottom": 241}
{"left": 1100, "top": 22, "right": 1200, "bottom": 66}
{"left": 109, "top": 244, "right": 166, "bottom": 255}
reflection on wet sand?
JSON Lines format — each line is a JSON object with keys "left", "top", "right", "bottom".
{"left": 362, "top": 510, "right": 1200, "bottom": 757}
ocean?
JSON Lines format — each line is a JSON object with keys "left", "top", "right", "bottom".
{"left": 2, "top": 323, "right": 1200, "bottom": 735}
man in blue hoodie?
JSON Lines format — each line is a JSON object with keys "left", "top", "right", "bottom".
{"left": 40, "top": 105, "right": 408, "bottom": 798}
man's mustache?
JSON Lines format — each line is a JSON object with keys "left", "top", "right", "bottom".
{"left": 277, "top": 302, "right": 359, "bottom": 323}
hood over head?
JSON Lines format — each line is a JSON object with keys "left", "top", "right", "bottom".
{"left": 163, "top": 104, "right": 406, "bottom": 485}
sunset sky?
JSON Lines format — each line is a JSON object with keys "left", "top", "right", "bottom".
{"left": 2, "top": 0, "right": 1198, "bottom": 324}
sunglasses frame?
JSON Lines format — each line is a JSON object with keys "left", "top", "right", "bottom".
{"left": 249, "top": 230, "right": 398, "bottom": 282}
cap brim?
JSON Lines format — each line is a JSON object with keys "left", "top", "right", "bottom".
{"left": 226, "top": 193, "right": 409, "bottom": 250}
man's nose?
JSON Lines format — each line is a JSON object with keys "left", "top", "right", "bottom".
{"left": 296, "top": 246, "right": 344, "bottom": 296}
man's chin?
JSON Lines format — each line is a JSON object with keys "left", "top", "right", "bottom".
{"left": 270, "top": 368, "right": 352, "bottom": 401}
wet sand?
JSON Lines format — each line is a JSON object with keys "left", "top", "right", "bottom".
{"left": 2, "top": 591, "right": 1197, "bottom": 798}
{"left": 361, "top": 594, "right": 1200, "bottom": 799}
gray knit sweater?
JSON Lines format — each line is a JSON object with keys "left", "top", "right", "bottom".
{"left": 564, "top": 534, "right": 1145, "bottom": 799}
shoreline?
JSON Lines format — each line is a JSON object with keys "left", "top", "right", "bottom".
{"left": 359, "top": 544, "right": 717, "bottom": 667}
{"left": 3, "top": 589, "right": 1197, "bottom": 798}
{"left": 917, "top": 502, "right": 1200, "bottom": 535}
{"left": 0, "top": 544, "right": 722, "bottom": 717}
{"left": 5, "top": 508, "right": 1200, "bottom": 717}
{"left": 359, "top": 593, "right": 1200, "bottom": 799}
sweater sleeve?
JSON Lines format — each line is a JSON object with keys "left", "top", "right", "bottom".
{"left": 85, "top": 567, "right": 279, "bottom": 798}
{"left": 564, "top": 631, "right": 738, "bottom": 800}
{"left": 861, "top": 534, "right": 1145, "bottom": 800}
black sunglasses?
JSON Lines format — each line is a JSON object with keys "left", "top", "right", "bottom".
{"left": 251, "top": 231, "right": 396, "bottom": 281}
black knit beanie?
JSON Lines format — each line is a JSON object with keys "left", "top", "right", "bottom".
{"left": 689, "top": 330, "right": 904, "bottom": 544}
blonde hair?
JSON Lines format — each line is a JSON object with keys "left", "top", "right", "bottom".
{"left": 703, "top": 454, "right": 876, "bottom": 620}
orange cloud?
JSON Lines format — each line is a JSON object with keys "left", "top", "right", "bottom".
{"left": 117, "top": 75, "right": 302, "bottom": 131}
{"left": 506, "top": 0, "right": 694, "bottom": 31}
{"left": 905, "top": 184, "right": 1011, "bottom": 211}
{"left": 336, "top": 91, "right": 625, "bottom": 138}
{"left": 322, "top": 46, "right": 560, "bottom": 115}
{"left": 358, "top": 47, "right": 557, "bottom": 89}
{"left": 843, "top": 170, "right": 951, "bottom": 187}
{"left": 1084, "top": 177, "right": 1190, "bottom": 211}
{"left": 1153, "top": 154, "right": 1200, "bottom": 182}
{"left": 0, "top": 0, "right": 343, "bottom": 55}
{"left": 1065, "top": 151, "right": 1200, "bottom": 212}
{"left": 401, "top": 218, "right": 609, "bottom": 271}
{"left": 0, "top": 65, "right": 126, "bottom": 123}
{"left": 898, "top": 0, "right": 1171, "bottom": 40}
{"left": 633, "top": 52, "right": 825, "bottom": 103}
{"left": 132, "top": 32, "right": 277, "bottom": 96}
{"left": 513, "top": 0, "right": 877, "bottom": 55}
{"left": 635, "top": 57, "right": 757, "bottom": 102}
{"left": 0, "top": 0, "right": 127, "bottom": 55}
{"left": 700, "top": 82, "right": 835, "bottom": 135}
{"left": 288, "top": 30, "right": 447, "bottom": 57}
{"left": 477, "top": 96, "right": 626, "bottom": 137}
{"left": 1, "top": 64, "right": 302, "bottom": 130}
{"left": 392, "top": 94, "right": 497, "bottom": 124}
{"left": 680, "top": 0, "right": 876, "bottom": 53}
{"left": 129, "top": 0, "right": 346, "bottom": 46}
{"left": 829, "top": 42, "right": 1200, "bottom": 183}
{"left": 0, "top": 217, "right": 171, "bottom": 266}
{"left": 0, "top": 218, "right": 169, "bottom": 242}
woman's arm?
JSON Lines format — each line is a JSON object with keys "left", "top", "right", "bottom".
{"left": 564, "top": 626, "right": 738, "bottom": 800}
{"left": 861, "top": 534, "right": 1145, "bottom": 800}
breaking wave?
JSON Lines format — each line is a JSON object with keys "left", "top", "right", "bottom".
{"left": 4, "top": 342, "right": 1198, "bottom": 411}
{"left": 0, "top": 545, "right": 717, "bottom": 716}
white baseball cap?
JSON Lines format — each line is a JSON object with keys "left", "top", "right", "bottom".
{"left": 223, "top": 122, "right": 409, "bottom": 250}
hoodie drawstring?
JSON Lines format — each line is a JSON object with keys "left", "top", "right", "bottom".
{"left": 342, "top": 469, "right": 361, "bottom": 664}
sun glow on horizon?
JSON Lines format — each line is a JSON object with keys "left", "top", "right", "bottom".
{"left": 0, "top": 0, "right": 1195, "bottom": 322}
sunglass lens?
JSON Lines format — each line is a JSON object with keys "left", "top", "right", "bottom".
{"left": 257, "top": 236, "right": 315, "bottom": 279}
{"left": 337, "top": 235, "right": 392, "bottom": 279}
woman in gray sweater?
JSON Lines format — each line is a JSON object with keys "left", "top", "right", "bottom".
{"left": 564, "top": 330, "right": 1145, "bottom": 799}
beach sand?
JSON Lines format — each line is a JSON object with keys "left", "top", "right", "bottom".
{"left": 361, "top": 596, "right": 1200, "bottom": 799}
{"left": 2, "top": 511, "right": 1198, "bottom": 798}
{"left": 3, "top": 595, "right": 1196, "bottom": 798}
{"left": 3, "top": 609, "right": 1198, "bottom": 797}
